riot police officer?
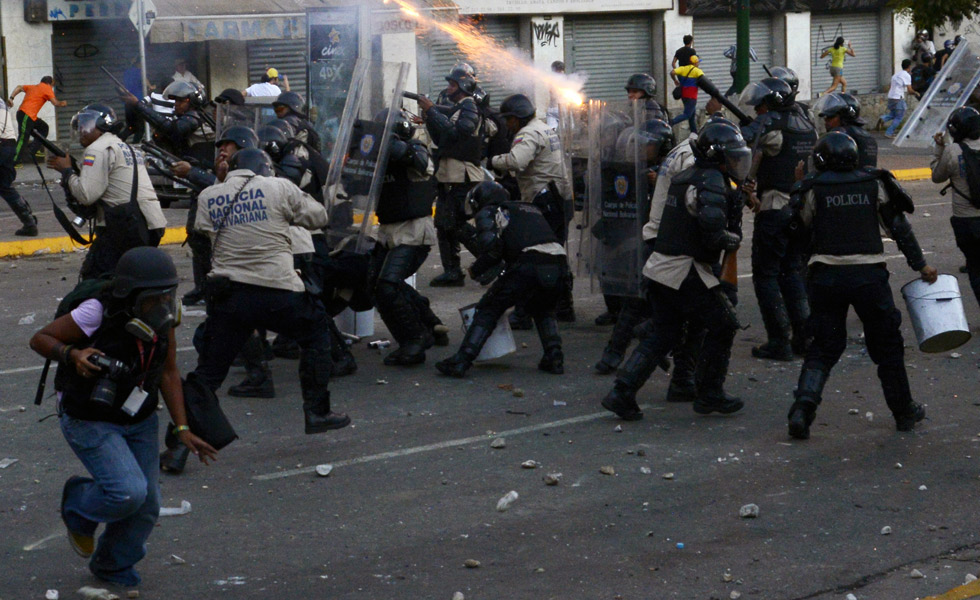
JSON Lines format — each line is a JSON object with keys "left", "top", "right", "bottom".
{"left": 418, "top": 66, "right": 484, "bottom": 287}
{"left": 491, "top": 94, "right": 575, "bottom": 324}
{"left": 192, "top": 148, "right": 349, "bottom": 434}
{"left": 625, "top": 73, "right": 669, "bottom": 122}
{"left": 46, "top": 104, "right": 167, "bottom": 280}
{"left": 787, "top": 132, "right": 936, "bottom": 439}
{"left": 931, "top": 106, "right": 980, "bottom": 308}
{"left": 741, "top": 77, "right": 816, "bottom": 360}
{"left": 272, "top": 91, "right": 321, "bottom": 150}
{"left": 369, "top": 108, "right": 448, "bottom": 366}
{"left": 601, "top": 122, "right": 748, "bottom": 421}
{"left": 435, "top": 181, "right": 567, "bottom": 377}
{"left": 123, "top": 81, "right": 214, "bottom": 167}
{"left": 814, "top": 92, "right": 878, "bottom": 167}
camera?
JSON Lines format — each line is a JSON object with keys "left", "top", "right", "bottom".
{"left": 87, "top": 354, "right": 131, "bottom": 408}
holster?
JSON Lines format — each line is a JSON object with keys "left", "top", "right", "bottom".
{"left": 205, "top": 275, "right": 233, "bottom": 307}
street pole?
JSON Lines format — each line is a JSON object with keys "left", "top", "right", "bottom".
{"left": 137, "top": 0, "right": 151, "bottom": 140}
{"left": 735, "top": 0, "right": 750, "bottom": 94}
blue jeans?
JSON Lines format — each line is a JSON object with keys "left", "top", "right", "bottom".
{"left": 882, "top": 98, "right": 907, "bottom": 136}
{"left": 670, "top": 97, "right": 698, "bottom": 133}
{"left": 60, "top": 413, "right": 160, "bottom": 587}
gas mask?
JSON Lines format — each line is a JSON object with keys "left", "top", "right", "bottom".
{"left": 125, "top": 287, "right": 180, "bottom": 342}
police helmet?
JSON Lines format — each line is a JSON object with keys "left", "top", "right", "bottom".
{"left": 257, "top": 125, "right": 289, "bottom": 160}
{"left": 465, "top": 180, "right": 510, "bottom": 216}
{"left": 739, "top": 77, "right": 793, "bottom": 110}
{"left": 112, "top": 247, "right": 179, "bottom": 299}
{"left": 228, "top": 148, "right": 274, "bottom": 177}
{"left": 947, "top": 106, "right": 980, "bottom": 142}
{"left": 445, "top": 66, "right": 477, "bottom": 97}
{"left": 692, "top": 122, "right": 752, "bottom": 181}
{"left": 637, "top": 119, "right": 675, "bottom": 166}
{"left": 625, "top": 73, "right": 657, "bottom": 98}
{"left": 78, "top": 103, "right": 121, "bottom": 134}
{"left": 812, "top": 132, "right": 859, "bottom": 172}
{"left": 499, "top": 94, "right": 536, "bottom": 120}
{"left": 265, "top": 118, "right": 296, "bottom": 139}
{"left": 273, "top": 91, "right": 306, "bottom": 117}
{"left": 706, "top": 113, "right": 738, "bottom": 129}
{"left": 215, "top": 125, "right": 258, "bottom": 150}
{"left": 277, "top": 154, "right": 305, "bottom": 186}
{"left": 769, "top": 66, "right": 800, "bottom": 94}
{"left": 918, "top": 29, "right": 929, "bottom": 37}
{"left": 814, "top": 92, "right": 859, "bottom": 123}
{"left": 163, "top": 80, "right": 198, "bottom": 100}
{"left": 374, "top": 108, "right": 415, "bottom": 142}
{"left": 945, "top": 40, "right": 955, "bottom": 50}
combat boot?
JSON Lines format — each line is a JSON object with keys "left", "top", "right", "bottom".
{"left": 787, "top": 367, "right": 828, "bottom": 439}
{"left": 14, "top": 217, "right": 38, "bottom": 237}
{"left": 693, "top": 351, "right": 743, "bottom": 415}
{"left": 430, "top": 269, "right": 465, "bottom": 287}
{"left": 384, "top": 340, "right": 426, "bottom": 366}
{"left": 300, "top": 349, "right": 349, "bottom": 434}
{"left": 752, "top": 299, "right": 793, "bottom": 361}
{"left": 535, "top": 316, "right": 564, "bottom": 374}
{"left": 601, "top": 348, "right": 661, "bottom": 421}
{"left": 303, "top": 391, "right": 351, "bottom": 433}
{"left": 228, "top": 334, "right": 275, "bottom": 398}
{"left": 435, "top": 323, "right": 492, "bottom": 377}
{"left": 11, "top": 196, "right": 38, "bottom": 236}
{"left": 879, "top": 365, "right": 926, "bottom": 432}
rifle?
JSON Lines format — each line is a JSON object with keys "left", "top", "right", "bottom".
{"left": 141, "top": 142, "right": 204, "bottom": 192}
{"left": 29, "top": 131, "right": 95, "bottom": 243}
{"left": 99, "top": 65, "right": 128, "bottom": 96}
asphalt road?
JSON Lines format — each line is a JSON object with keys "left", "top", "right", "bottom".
{"left": 2, "top": 178, "right": 980, "bottom": 600}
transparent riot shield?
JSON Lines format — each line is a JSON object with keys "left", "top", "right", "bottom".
{"left": 321, "top": 59, "right": 411, "bottom": 253}
{"left": 555, "top": 101, "right": 588, "bottom": 265}
{"left": 214, "top": 98, "right": 273, "bottom": 141}
{"left": 895, "top": 41, "right": 980, "bottom": 147}
{"left": 585, "top": 99, "right": 648, "bottom": 297}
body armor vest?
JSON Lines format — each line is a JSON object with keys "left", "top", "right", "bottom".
{"left": 499, "top": 201, "right": 559, "bottom": 263}
{"left": 808, "top": 170, "right": 883, "bottom": 256}
{"left": 757, "top": 109, "right": 818, "bottom": 194}
{"left": 378, "top": 145, "right": 436, "bottom": 224}
{"left": 438, "top": 98, "right": 484, "bottom": 165}
{"left": 655, "top": 166, "right": 725, "bottom": 265}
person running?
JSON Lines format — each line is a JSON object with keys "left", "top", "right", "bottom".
{"left": 820, "top": 37, "right": 855, "bottom": 95}
{"left": 8, "top": 75, "right": 67, "bottom": 163}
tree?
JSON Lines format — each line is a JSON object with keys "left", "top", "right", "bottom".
{"left": 891, "top": 0, "right": 980, "bottom": 31}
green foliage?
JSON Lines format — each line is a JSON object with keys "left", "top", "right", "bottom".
{"left": 891, "top": 0, "right": 980, "bottom": 31}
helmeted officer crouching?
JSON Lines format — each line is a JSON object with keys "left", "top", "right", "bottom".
{"left": 370, "top": 108, "right": 448, "bottom": 366}
{"left": 46, "top": 104, "right": 167, "bottom": 280}
{"left": 787, "top": 132, "right": 937, "bottom": 439}
{"left": 435, "top": 181, "right": 568, "bottom": 377}
{"left": 29, "top": 247, "right": 216, "bottom": 587}
{"left": 190, "top": 148, "right": 350, "bottom": 434}
{"left": 602, "top": 122, "right": 748, "bottom": 421}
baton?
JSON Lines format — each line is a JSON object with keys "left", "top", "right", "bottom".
{"left": 696, "top": 75, "right": 753, "bottom": 126}
{"left": 402, "top": 91, "right": 424, "bottom": 101}
{"left": 99, "top": 65, "right": 128, "bottom": 95}
{"left": 762, "top": 64, "right": 773, "bottom": 77}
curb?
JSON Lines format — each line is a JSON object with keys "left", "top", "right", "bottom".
{"left": 0, "top": 227, "right": 187, "bottom": 259}
{"left": 892, "top": 167, "right": 931, "bottom": 182}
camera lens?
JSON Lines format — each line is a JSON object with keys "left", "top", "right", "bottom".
{"left": 90, "top": 377, "right": 118, "bottom": 407}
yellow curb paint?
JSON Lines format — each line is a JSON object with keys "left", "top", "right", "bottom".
{"left": 0, "top": 226, "right": 187, "bottom": 259}
{"left": 923, "top": 578, "right": 980, "bottom": 599}
{"left": 893, "top": 167, "right": 932, "bottom": 181}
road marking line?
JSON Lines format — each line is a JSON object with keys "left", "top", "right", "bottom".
{"left": 253, "top": 407, "right": 637, "bottom": 481}
{"left": 0, "top": 346, "right": 196, "bottom": 377}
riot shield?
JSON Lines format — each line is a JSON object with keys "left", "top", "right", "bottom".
{"left": 214, "top": 98, "right": 273, "bottom": 141}
{"left": 895, "top": 41, "right": 980, "bottom": 147}
{"left": 555, "top": 101, "right": 587, "bottom": 265}
{"left": 321, "top": 59, "right": 411, "bottom": 253}
{"left": 585, "top": 99, "right": 648, "bottom": 297}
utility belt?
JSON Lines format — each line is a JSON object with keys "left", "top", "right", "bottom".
{"left": 0, "top": 138, "right": 16, "bottom": 147}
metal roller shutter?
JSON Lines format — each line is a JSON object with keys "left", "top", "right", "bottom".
{"left": 565, "top": 13, "right": 653, "bottom": 103}
{"left": 52, "top": 21, "right": 200, "bottom": 140}
{"left": 810, "top": 13, "right": 881, "bottom": 97}
{"left": 418, "top": 17, "right": 523, "bottom": 105}
{"left": 691, "top": 17, "right": 773, "bottom": 104}
{"left": 247, "top": 37, "right": 308, "bottom": 101}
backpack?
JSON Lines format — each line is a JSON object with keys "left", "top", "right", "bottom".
{"left": 35, "top": 277, "right": 114, "bottom": 405}
{"left": 944, "top": 143, "right": 980, "bottom": 209}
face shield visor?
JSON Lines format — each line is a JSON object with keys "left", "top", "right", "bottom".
{"left": 636, "top": 132, "right": 672, "bottom": 166}
{"left": 737, "top": 83, "right": 768, "bottom": 114}
{"left": 723, "top": 145, "right": 752, "bottom": 182}
{"left": 812, "top": 93, "right": 848, "bottom": 120}
{"left": 125, "top": 287, "right": 180, "bottom": 341}
{"left": 70, "top": 110, "right": 102, "bottom": 144}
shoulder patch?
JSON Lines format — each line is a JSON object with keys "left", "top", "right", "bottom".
{"left": 82, "top": 155, "right": 96, "bottom": 167}
{"left": 512, "top": 136, "right": 525, "bottom": 145}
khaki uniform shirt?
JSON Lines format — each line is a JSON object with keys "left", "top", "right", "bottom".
{"left": 67, "top": 132, "right": 167, "bottom": 230}
{"left": 800, "top": 180, "right": 891, "bottom": 266}
{"left": 195, "top": 169, "right": 328, "bottom": 292}
{"left": 490, "top": 119, "right": 570, "bottom": 202}
{"left": 643, "top": 135, "right": 696, "bottom": 241}
{"left": 931, "top": 136, "right": 980, "bottom": 218}
{"left": 642, "top": 184, "right": 720, "bottom": 290}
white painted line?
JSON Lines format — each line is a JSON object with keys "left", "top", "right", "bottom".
{"left": 0, "top": 346, "right": 197, "bottom": 377}
{"left": 253, "top": 407, "right": 641, "bottom": 481}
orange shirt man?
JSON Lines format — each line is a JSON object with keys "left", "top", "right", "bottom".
{"left": 9, "top": 76, "right": 66, "bottom": 162}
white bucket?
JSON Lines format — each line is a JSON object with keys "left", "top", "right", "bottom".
{"left": 334, "top": 308, "right": 375, "bottom": 338}
{"left": 459, "top": 304, "right": 516, "bottom": 362}
{"left": 901, "top": 274, "right": 972, "bottom": 353}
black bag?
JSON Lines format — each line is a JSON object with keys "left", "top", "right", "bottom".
{"left": 875, "top": 168, "right": 916, "bottom": 214}
{"left": 672, "top": 86, "right": 683, "bottom": 100}
{"left": 182, "top": 371, "right": 238, "bottom": 450}
{"left": 100, "top": 145, "right": 152, "bottom": 249}
{"left": 957, "top": 142, "right": 980, "bottom": 209}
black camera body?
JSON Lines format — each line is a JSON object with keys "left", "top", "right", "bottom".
{"left": 88, "top": 354, "right": 132, "bottom": 408}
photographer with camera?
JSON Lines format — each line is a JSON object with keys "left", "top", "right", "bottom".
{"left": 28, "top": 247, "right": 216, "bottom": 588}
{"left": 47, "top": 104, "right": 167, "bottom": 280}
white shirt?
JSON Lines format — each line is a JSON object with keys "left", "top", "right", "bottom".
{"left": 244, "top": 82, "right": 282, "bottom": 97}
{"left": 888, "top": 70, "right": 912, "bottom": 100}
{"left": 0, "top": 105, "right": 17, "bottom": 140}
